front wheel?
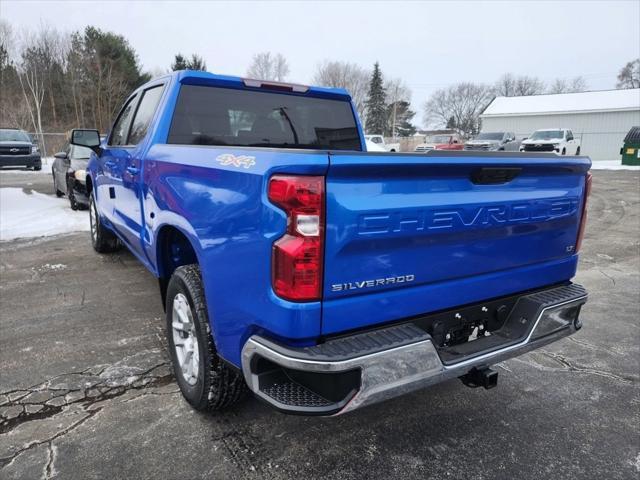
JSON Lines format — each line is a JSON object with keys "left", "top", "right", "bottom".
{"left": 576, "top": 147, "right": 581, "bottom": 156}
{"left": 561, "top": 148, "right": 566, "bottom": 155}
{"left": 89, "top": 192, "right": 120, "bottom": 253}
{"left": 53, "top": 173, "right": 64, "bottom": 197}
{"left": 166, "top": 265, "right": 246, "bottom": 411}
{"left": 68, "top": 181, "right": 79, "bottom": 211}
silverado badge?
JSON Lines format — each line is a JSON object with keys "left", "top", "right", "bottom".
{"left": 216, "top": 153, "right": 256, "bottom": 169}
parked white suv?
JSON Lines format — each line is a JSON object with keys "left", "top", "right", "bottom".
{"left": 520, "top": 129, "right": 581, "bottom": 155}
{"left": 364, "top": 135, "right": 400, "bottom": 152}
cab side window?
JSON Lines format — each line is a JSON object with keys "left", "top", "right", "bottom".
{"left": 128, "top": 85, "right": 165, "bottom": 145}
{"left": 109, "top": 95, "right": 138, "bottom": 146}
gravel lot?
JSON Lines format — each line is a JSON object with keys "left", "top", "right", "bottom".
{"left": 0, "top": 168, "right": 638, "bottom": 480}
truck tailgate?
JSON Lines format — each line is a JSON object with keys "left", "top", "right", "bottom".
{"left": 321, "top": 151, "right": 591, "bottom": 335}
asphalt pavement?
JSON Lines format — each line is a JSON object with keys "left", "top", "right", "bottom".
{"left": 0, "top": 168, "right": 638, "bottom": 480}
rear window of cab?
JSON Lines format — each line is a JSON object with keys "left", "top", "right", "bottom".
{"left": 167, "top": 85, "right": 362, "bottom": 151}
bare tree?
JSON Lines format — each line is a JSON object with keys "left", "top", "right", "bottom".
{"left": 0, "top": 21, "right": 30, "bottom": 129}
{"left": 384, "top": 76, "right": 411, "bottom": 138}
{"left": 493, "top": 73, "right": 545, "bottom": 97}
{"left": 493, "top": 73, "right": 519, "bottom": 97}
{"left": 547, "top": 76, "right": 588, "bottom": 94}
{"left": 424, "top": 82, "right": 494, "bottom": 136}
{"left": 15, "top": 29, "right": 51, "bottom": 155}
{"left": 246, "top": 52, "right": 289, "bottom": 82}
{"left": 616, "top": 59, "right": 640, "bottom": 89}
{"left": 312, "top": 60, "right": 369, "bottom": 122}
{"left": 514, "top": 75, "right": 545, "bottom": 96}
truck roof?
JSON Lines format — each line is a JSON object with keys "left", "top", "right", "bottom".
{"left": 146, "top": 70, "right": 353, "bottom": 101}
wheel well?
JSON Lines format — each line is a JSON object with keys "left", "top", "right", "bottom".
{"left": 157, "top": 226, "right": 198, "bottom": 308}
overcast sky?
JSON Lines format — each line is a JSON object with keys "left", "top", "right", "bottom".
{"left": 2, "top": 0, "right": 639, "bottom": 125}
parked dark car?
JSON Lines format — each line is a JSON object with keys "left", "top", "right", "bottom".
{"left": 0, "top": 128, "right": 42, "bottom": 170}
{"left": 52, "top": 144, "right": 92, "bottom": 210}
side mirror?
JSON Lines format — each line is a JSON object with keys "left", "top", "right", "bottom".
{"left": 70, "top": 129, "right": 101, "bottom": 155}
{"left": 54, "top": 151, "right": 68, "bottom": 160}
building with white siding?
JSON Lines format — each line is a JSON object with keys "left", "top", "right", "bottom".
{"left": 480, "top": 89, "right": 640, "bottom": 161}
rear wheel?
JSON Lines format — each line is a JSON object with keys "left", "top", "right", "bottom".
{"left": 561, "top": 148, "right": 566, "bottom": 155}
{"left": 576, "top": 147, "right": 581, "bottom": 156}
{"left": 166, "top": 265, "right": 246, "bottom": 411}
{"left": 33, "top": 165, "right": 41, "bottom": 171}
{"left": 89, "top": 192, "right": 119, "bottom": 253}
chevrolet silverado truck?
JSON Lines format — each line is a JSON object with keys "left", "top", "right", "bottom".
{"left": 415, "top": 133, "right": 464, "bottom": 152}
{"left": 70, "top": 71, "right": 591, "bottom": 416}
{"left": 0, "top": 128, "right": 42, "bottom": 170}
{"left": 520, "top": 129, "right": 581, "bottom": 155}
{"left": 364, "top": 134, "right": 400, "bottom": 152}
{"left": 464, "top": 131, "right": 517, "bottom": 152}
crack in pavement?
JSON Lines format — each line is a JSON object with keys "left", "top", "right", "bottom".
{"left": 0, "top": 350, "right": 174, "bottom": 472}
{"left": 518, "top": 349, "right": 638, "bottom": 384}
{"left": 44, "top": 442, "right": 56, "bottom": 480}
{"left": 210, "top": 415, "right": 271, "bottom": 479}
{"left": 598, "top": 269, "right": 616, "bottom": 286}
{"left": 566, "top": 336, "right": 628, "bottom": 356}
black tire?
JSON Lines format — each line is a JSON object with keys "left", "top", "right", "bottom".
{"left": 561, "top": 148, "right": 566, "bottom": 155}
{"left": 166, "top": 265, "right": 246, "bottom": 411}
{"left": 53, "top": 172, "right": 64, "bottom": 197}
{"left": 89, "top": 192, "right": 120, "bottom": 253}
{"left": 33, "top": 165, "right": 41, "bottom": 171}
{"left": 68, "top": 180, "right": 79, "bottom": 211}
{"left": 576, "top": 147, "right": 581, "bottom": 156}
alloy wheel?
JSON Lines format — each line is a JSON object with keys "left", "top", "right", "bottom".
{"left": 171, "top": 293, "right": 200, "bottom": 386}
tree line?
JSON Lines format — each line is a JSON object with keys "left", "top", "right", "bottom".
{"left": 2, "top": 20, "right": 638, "bottom": 155}
{"left": 1, "top": 23, "right": 150, "bottom": 155}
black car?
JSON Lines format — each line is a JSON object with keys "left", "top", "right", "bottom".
{"left": 0, "top": 128, "right": 42, "bottom": 170}
{"left": 52, "top": 144, "right": 92, "bottom": 210}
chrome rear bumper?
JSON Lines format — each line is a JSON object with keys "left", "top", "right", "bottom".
{"left": 241, "top": 284, "right": 587, "bottom": 415}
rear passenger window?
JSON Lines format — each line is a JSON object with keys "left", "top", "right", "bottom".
{"left": 128, "top": 85, "right": 165, "bottom": 145}
{"left": 109, "top": 95, "right": 138, "bottom": 146}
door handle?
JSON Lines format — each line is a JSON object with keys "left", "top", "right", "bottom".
{"left": 126, "top": 166, "right": 140, "bottom": 176}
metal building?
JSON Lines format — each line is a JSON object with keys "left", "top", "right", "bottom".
{"left": 480, "top": 89, "right": 640, "bottom": 161}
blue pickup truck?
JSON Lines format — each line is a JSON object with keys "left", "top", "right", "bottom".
{"left": 70, "top": 70, "right": 591, "bottom": 416}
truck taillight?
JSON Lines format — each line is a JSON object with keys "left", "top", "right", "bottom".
{"left": 268, "top": 175, "right": 324, "bottom": 301}
{"left": 575, "top": 172, "right": 592, "bottom": 253}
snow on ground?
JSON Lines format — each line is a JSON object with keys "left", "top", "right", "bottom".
{"left": 591, "top": 160, "right": 640, "bottom": 171}
{"left": 0, "top": 187, "right": 89, "bottom": 241}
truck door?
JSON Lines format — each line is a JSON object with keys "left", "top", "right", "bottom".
{"left": 97, "top": 94, "right": 139, "bottom": 225}
{"left": 115, "top": 84, "right": 166, "bottom": 257}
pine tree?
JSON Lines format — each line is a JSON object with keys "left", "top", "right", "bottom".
{"left": 171, "top": 53, "right": 206, "bottom": 71}
{"left": 446, "top": 116, "right": 457, "bottom": 129}
{"left": 389, "top": 100, "right": 417, "bottom": 137}
{"left": 365, "top": 62, "right": 387, "bottom": 135}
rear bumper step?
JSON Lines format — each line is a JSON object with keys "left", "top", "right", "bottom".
{"left": 241, "top": 283, "right": 587, "bottom": 415}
